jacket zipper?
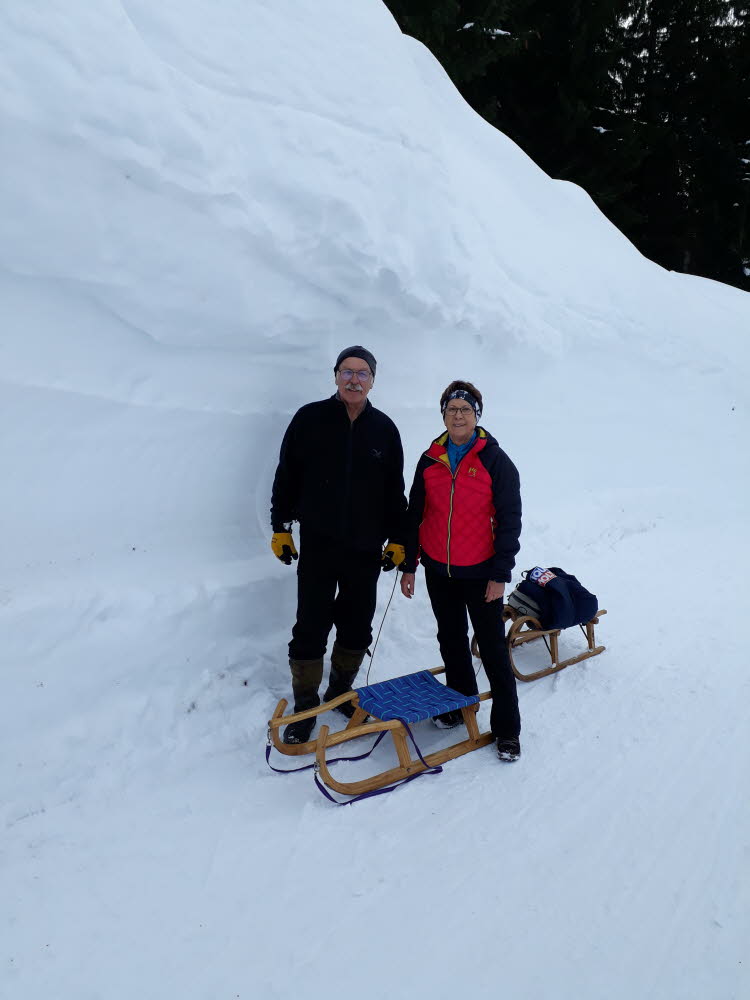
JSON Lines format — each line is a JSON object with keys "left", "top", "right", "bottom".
{"left": 342, "top": 420, "right": 353, "bottom": 535}
{"left": 425, "top": 452, "right": 458, "bottom": 577}
{"left": 446, "top": 472, "right": 457, "bottom": 577}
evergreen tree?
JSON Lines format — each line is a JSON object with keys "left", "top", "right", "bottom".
{"left": 481, "top": 0, "right": 644, "bottom": 235}
{"left": 615, "top": 0, "right": 749, "bottom": 287}
{"left": 383, "top": 0, "right": 750, "bottom": 290}
{"left": 710, "top": 3, "right": 750, "bottom": 287}
{"left": 384, "top": 1, "right": 516, "bottom": 90}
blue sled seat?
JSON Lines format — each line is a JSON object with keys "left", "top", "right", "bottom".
{"left": 354, "top": 670, "right": 479, "bottom": 725}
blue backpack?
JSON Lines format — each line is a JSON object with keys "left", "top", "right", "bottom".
{"left": 507, "top": 567, "right": 598, "bottom": 630}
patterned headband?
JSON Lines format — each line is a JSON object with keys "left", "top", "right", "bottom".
{"left": 441, "top": 389, "right": 482, "bottom": 419}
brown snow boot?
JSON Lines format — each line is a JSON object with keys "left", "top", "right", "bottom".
{"left": 282, "top": 656, "right": 324, "bottom": 744}
{"left": 323, "top": 642, "right": 367, "bottom": 719}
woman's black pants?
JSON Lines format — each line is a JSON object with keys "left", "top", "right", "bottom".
{"left": 425, "top": 569, "right": 520, "bottom": 739}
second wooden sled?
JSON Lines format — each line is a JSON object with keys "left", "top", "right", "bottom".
{"left": 267, "top": 667, "right": 494, "bottom": 798}
{"left": 471, "top": 606, "right": 607, "bottom": 682}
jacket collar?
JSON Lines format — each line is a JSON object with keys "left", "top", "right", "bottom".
{"left": 330, "top": 393, "right": 372, "bottom": 418}
{"left": 427, "top": 426, "right": 488, "bottom": 462}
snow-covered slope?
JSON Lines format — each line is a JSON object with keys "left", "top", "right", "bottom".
{"left": 2, "top": 2, "right": 748, "bottom": 998}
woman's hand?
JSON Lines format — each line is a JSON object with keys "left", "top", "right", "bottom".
{"left": 401, "top": 572, "right": 416, "bottom": 599}
{"left": 485, "top": 580, "right": 505, "bottom": 603}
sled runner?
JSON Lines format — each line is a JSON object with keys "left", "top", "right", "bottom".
{"left": 267, "top": 667, "right": 495, "bottom": 799}
{"left": 471, "top": 605, "right": 607, "bottom": 683}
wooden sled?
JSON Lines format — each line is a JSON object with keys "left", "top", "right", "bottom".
{"left": 471, "top": 606, "right": 607, "bottom": 682}
{"left": 267, "top": 667, "right": 495, "bottom": 799}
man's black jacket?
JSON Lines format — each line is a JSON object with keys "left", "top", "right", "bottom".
{"left": 270, "top": 395, "right": 407, "bottom": 552}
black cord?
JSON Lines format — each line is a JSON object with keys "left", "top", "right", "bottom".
{"left": 366, "top": 570, "right": 400, "bottom": 685}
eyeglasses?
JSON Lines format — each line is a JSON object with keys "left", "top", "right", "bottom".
{"left": 338, "top": 369, "right": 372, "bottom": 383}
{"left": 445, "top": 406, "right": 474, "bottom": 417}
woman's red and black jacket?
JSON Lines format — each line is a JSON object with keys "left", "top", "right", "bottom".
{"left": 403, "top": 428, "right": 521, "bottom": 582}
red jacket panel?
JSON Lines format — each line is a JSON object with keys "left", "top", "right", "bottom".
{"left": 419, "top": 435, "right": 496, "bottom": 570}
{"left": 404, "top": 428, "right": 522, "bottom": 582}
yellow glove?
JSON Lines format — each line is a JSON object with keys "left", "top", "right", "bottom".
{"left": 381, "top": 541, "right": 405, "bottom": 572}
{"left": 271, "top": 531, "right": 298, "bottom": 565}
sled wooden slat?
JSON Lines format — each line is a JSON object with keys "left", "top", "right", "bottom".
{"left": 471, "top": 607, "right": 607, "bottom": 682}
{"left": 512, "top": 628, "right": 557, "bottom": 646}
{"left": 268, "top": 699, "right": 395, "bottom": 756}
{"left": 315, "top": 723, "right": 495, "bottom": 797}
{"left": 462, "top": 703, "right": 481, "bottom": 742}
{"left": 392, "top": 727, "right": 412, "bottom": 769}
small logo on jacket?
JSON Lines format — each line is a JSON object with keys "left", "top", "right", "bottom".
{"left": 371, "top": 449, "right": 383, "bottom": 460}
{"left": 467, "top": 466, "right": 478, "bottom": 477}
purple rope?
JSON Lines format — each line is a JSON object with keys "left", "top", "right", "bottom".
{"left": 313, "top": 718, "right": 443, "bottom": 806}
{"left": 265, "top": 727, "right": 389, "bottom": 774}
{"left": 314, "top": 765, "right": 440, "bottom": 804}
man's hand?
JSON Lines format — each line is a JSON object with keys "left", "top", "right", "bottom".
{"left": 381, "top": 541, "right": 405, "bottom": 572}
{"left": 401, "top": 572, "right": 416, "bottom": 599}
{"left": 485, "top": 580, "right": 505, "bottom": 603}
{"left": 271, "top": 531, "right": 298, "bottom": 565}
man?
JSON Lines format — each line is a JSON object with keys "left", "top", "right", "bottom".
{"left": 270, "top": 346, "right": 407, "bottom": 743}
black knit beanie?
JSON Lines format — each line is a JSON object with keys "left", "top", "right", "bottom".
{"left": 334, "top": 346, "right": 377, "bottom": 376}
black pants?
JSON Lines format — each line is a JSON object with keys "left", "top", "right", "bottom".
{"left": 289, "top": 532, "right": 382, "bottom": 660}
{"left": 425, "top": 570, "right": 520, "bottom": 739}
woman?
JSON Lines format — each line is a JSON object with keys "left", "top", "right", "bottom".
{"left": 400, "top": 380, "right": 522, "bottom": 761}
